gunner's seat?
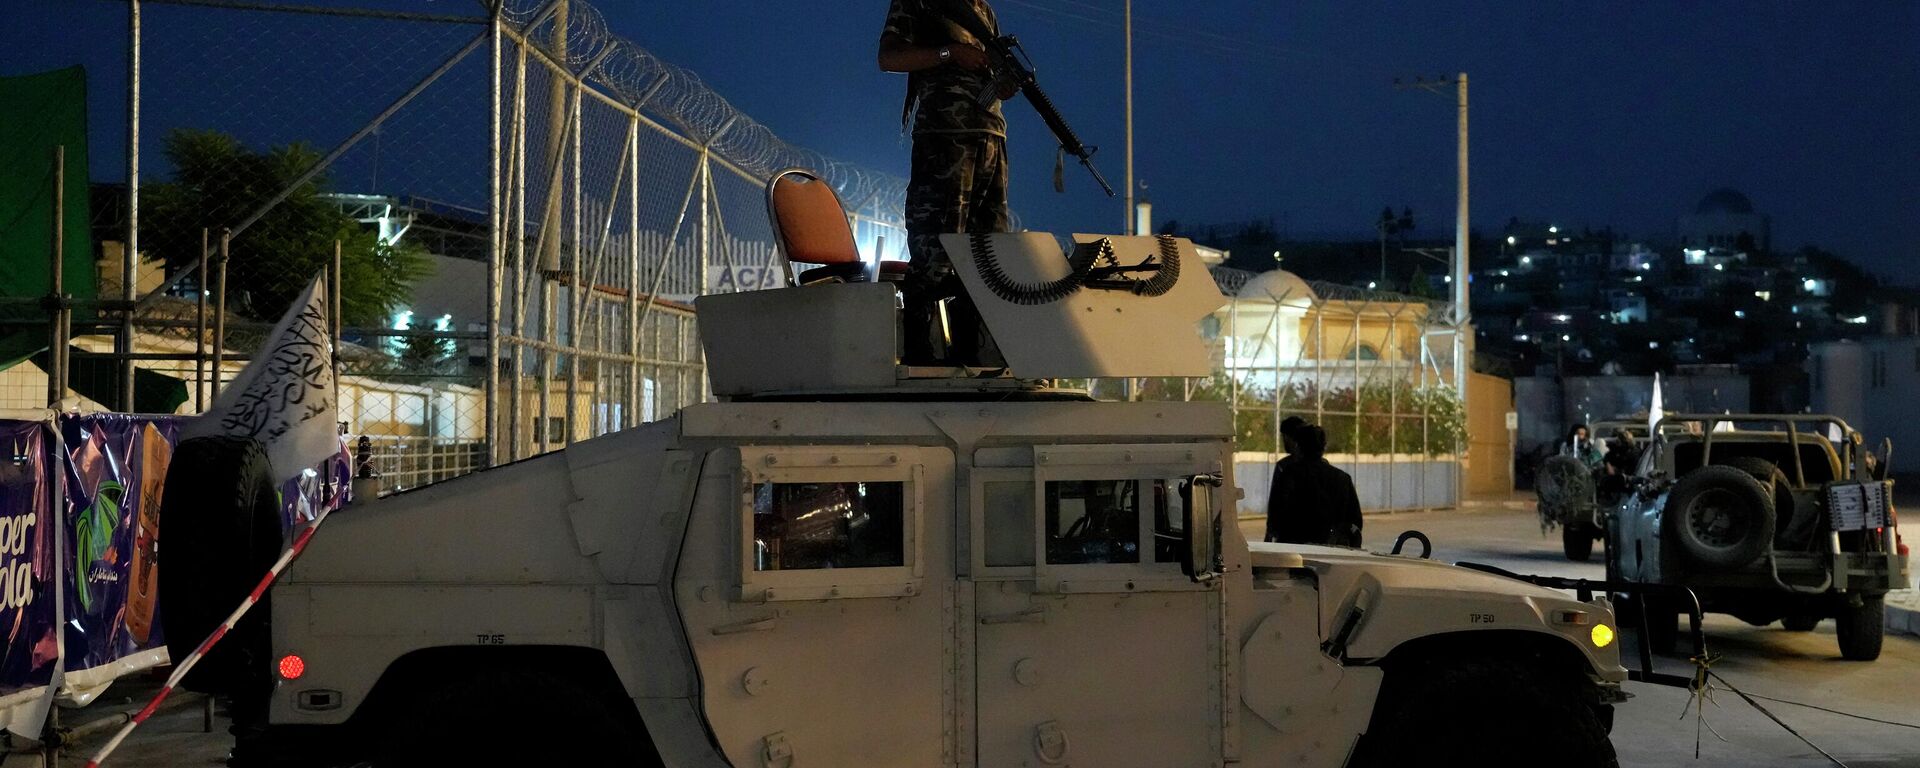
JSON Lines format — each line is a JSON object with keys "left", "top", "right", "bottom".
{"left": 767, "top": 168, "right": 909, "bottom": 286}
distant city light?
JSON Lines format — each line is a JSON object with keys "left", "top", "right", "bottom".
{"left": 1506, "top": 236, "right": 1517, "bottom": 245}
{"left": 1648, "top": 341, "right": 1660, "bottom": 349}
{"left": 1500, "top": 269, "right": 1511, "bottom": 277}
{"left": 1803, "top": 278, "right": 1818, "bottom": 291}
{"left": 1552, "top": 313, "right": 1571, "bottom": 322}
{"left": 1734, "top": 310, "right": 1746, "bottom": 319}
{"left": 433, "top": 313, "right": 453, "bottom": 332}
{"left": 391, "top": 309, "right": 414, "bottom": 331}
{"left": 1754, "top": 290, "right": 1771, "bottom": 301}
{"left": 1515, "top": 333, "right": 1530, "bottom": 342}
{"left": 1561, "top": 334, "right": 1572, "bottom": 342}
{"left": 1847, "top": 315, "right": 1870, "bottom": 324}
{"left": 1548, "top": 226, "right": 1559, "bottom": 234}
{"left": 1368, "top": 281, "right": 1378, "bottom": 289}
{"left": 1713, "top": 263, "right": 1725, "bottom": 272}
{"left": 1444, "top": 275, "right": 1453, "bottom": 283}
{"left": 1520, "top": 256, "right": 1533, "bottom": 266}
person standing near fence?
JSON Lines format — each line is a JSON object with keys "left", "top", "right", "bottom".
{"left": 878, "top": 0, "right": 1014, "bottom": 366}
{"left": 1266, "top": 425, "right": 1365, "bottom": 547}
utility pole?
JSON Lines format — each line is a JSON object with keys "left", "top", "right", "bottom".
{"left": 1123, "top": 0, "right": 1134, "bottom": 236}
{"left": 1394, "top": 73, "right": 1470, "bottom": 401}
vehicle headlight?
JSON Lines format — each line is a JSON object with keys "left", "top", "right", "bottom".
{"left": 1590, "top": 623, "right": 1615, "bottom": 648}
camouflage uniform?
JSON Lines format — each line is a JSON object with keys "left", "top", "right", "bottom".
{"left": 883, "top": 0, "right": 1010, "bottom": 365}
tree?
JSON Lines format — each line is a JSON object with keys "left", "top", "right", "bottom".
{"left": 142, "top": 129, "right": 430, "bottom": 326}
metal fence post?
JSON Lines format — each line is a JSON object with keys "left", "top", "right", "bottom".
{"left": 48, "top": 146, "right": 66, "bottom": 409}
{"left": 486, "top": 9, "right": 503, "bottom": 466}
{"left": 195, "top": 228, "right": 208, "bottom": 412}
{"left": 212, "top": 230, "right": 229, "bottom": 400}
{"left": 123, "top": 0, "right": 140, "bottom": 412}
{"left": 626, "top": 115, "right": 641, "bottom": 427}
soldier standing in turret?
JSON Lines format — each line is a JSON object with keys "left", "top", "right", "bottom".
{"left": 879, "top": 0, "right": 1013, "bottom": 366}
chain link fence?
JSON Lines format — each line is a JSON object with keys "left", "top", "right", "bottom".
{"left": 14, "top": 0, "right": 910, "bottom": 486}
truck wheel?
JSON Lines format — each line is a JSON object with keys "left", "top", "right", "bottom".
{"left": 1780, "top": 614, "right": 1820, "bottom": 632}
{"left": 1563, "top": 524, "right": 1595, "bottom": 562}
{"left": 158, "top": 436, "right": 283, "bottom": 695}
{"left": 377, "top": 668, "right": 651, "bottom": 766}
{"left": 1836, "top": 596, "right": 1885, "bottom": 661}
{"left": 1351, "top": 659, "right": 1617, "bottom": 768}
{"left": 1665, "top": 465, "right": 1774, "bottom": 569}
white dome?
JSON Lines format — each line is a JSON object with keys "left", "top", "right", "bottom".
{"left": 1236, "top": 269, "right": 1317, "bottom": 306}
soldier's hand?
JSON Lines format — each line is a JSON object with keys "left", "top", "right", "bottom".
{"left": 946, "top": 44, "right": 990, "bottom": 71}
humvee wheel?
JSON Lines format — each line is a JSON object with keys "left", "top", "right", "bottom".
{"left": 1836, "top": 596, "right": 1885, "bottom": 661}
{"left": 1780, "top": 614, "right": 1820, "bottom": 632}
{"left": 1350, "top": 658, "right": 1617, "bottom": 768}
{"left": 376, "top": 668, "right": 651, "bottom": 766}
{"left": 1563, "top": 524, "right": 1595, "bottom": 562}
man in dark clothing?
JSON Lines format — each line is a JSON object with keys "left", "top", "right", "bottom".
{"left": 1265, "top": 425, "right": 1365, "bottom": 547}
{"left": 878, "top": 0, "right": 1012, "bottom": 365}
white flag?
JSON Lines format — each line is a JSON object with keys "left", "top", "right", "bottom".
{"left": 1648, "top": 372, "right": 1664, "bottom": 434}
{"left": 182, "top": 274, "right": 337, "bottom": 478}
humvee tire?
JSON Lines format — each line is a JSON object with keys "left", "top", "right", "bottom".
{"left": 376, "top": 667, "right": 654, "bottom": 766}
{"left": 1563, "top": 524, "right": 1595, "bottom": 562}
{"left": 1665, "top": 465, "right": 1774, "bottom": 569}
{"left": 158, "top": 436, "right": 283, "bottom": 694}
{"left": 1351, "top": 657, "right": 1617, "bottom": 767}
{"left": 1836, "top": 595, "right": 1885, "bottom": 661}
{"left": 1780, "top": 614, "right": 1820, "bottom": 632}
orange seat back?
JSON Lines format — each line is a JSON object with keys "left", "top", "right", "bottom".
{"left": 770, "top": 173, "right": 859, "bottom": 266}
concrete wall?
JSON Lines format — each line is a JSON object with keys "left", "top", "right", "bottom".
{"left": 1513, "top": 373, "right": 1750, "bottom": 455}
{"left": 1811, "top": 338, "right": 1914, "bottom": 465}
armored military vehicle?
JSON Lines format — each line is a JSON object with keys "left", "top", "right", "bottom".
{"left": 241, "top": 192, "right": 1626, "bottom": 766}
{"left": 1609, "top": 413, "right": 1910, "bottom": 660}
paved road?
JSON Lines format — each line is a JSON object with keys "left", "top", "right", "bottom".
{"left": 1284, "top": 505, "right": 1920, "bottom": 768}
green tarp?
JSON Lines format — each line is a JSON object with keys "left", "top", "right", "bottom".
{"left": 0, "top": 66, "right": 97, "bottom": 299}
{"left": 0, "top": 66, "right": 99, "bottom": 369}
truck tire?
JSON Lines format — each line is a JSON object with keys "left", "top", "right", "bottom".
{"left": 158, "top": 436, "right": 284, "bottom": 694}
{"left": 1563, "top": 524, "right": 1595, "bottom": 562}
{"left": 1665, "top": 465, "right": 1774, "bottom": 570}
{"left": 1836, "top": 596, "right": 1885, "bottom": 661}
{"left": 1715, "top": 457, "right": 1807, "bottom": 549}
{"left": 376, "top": 668, "right": 654, "bottom": 766}
{"left": 1350, "top": 658, "right": 1617, "bottom": 768}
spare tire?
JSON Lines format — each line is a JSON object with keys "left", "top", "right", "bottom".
{"left": 159, "top": 436, "right": 284, "bottom": 694}
{"left": 1665, "top": 465, "right": 1774, "bottom": 569}
{"left": 1536, "top": 455, "right": 1594, "bottom": 528}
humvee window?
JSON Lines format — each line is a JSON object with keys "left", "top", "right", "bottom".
{"left": 751, "top": 481, "right": 905, "bottom": 571}
{"left": 1045, "top": 480, "right": 1142, "bottom": 564}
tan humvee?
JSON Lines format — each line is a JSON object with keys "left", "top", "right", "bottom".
{"left": 263, "top": 234, "right": 1627, "bottom": 767}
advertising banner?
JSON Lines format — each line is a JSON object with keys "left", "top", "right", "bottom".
{"left": 0, "top": 420, "right": 59, "bottom": 733}
{"left": 60, "top": 414, "right": 177, "bottom": 691}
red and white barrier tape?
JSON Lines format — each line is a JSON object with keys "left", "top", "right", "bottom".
{"left": 84, "top": 512, "right": 331, "bottom": 768}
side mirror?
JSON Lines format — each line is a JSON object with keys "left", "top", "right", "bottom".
{"left": 1182, "top": 474, "right": 1224, "bottom": 583}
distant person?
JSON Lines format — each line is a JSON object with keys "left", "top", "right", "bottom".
{"left": 1266, "top": 425, "right": 1364, "bottom": 547}
{"left": 1563, "top": 423, "right": 1604, "bottom": 471}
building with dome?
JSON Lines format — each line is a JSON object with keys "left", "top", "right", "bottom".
{"left": 1677, "top": 187, "right": 1770, "bottom": 252}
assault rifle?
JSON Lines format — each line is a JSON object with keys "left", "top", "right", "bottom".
{"left": 941, "top": 3, "right": 1114, "bottom": 197}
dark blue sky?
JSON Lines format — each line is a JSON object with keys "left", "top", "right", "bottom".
{"left": 7, "top": 1, "right": 1917, "bottom": 275}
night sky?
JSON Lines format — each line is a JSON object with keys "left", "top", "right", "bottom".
{"left": 7, "top": 1, "right": 1917, "bottom": 277}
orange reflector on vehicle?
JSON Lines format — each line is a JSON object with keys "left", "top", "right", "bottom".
{"left": 1591, "top": 624, "right": 1615, "bottom": 649}
{"left": 278, "top": 654, "right": 306, "bottom": 680}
